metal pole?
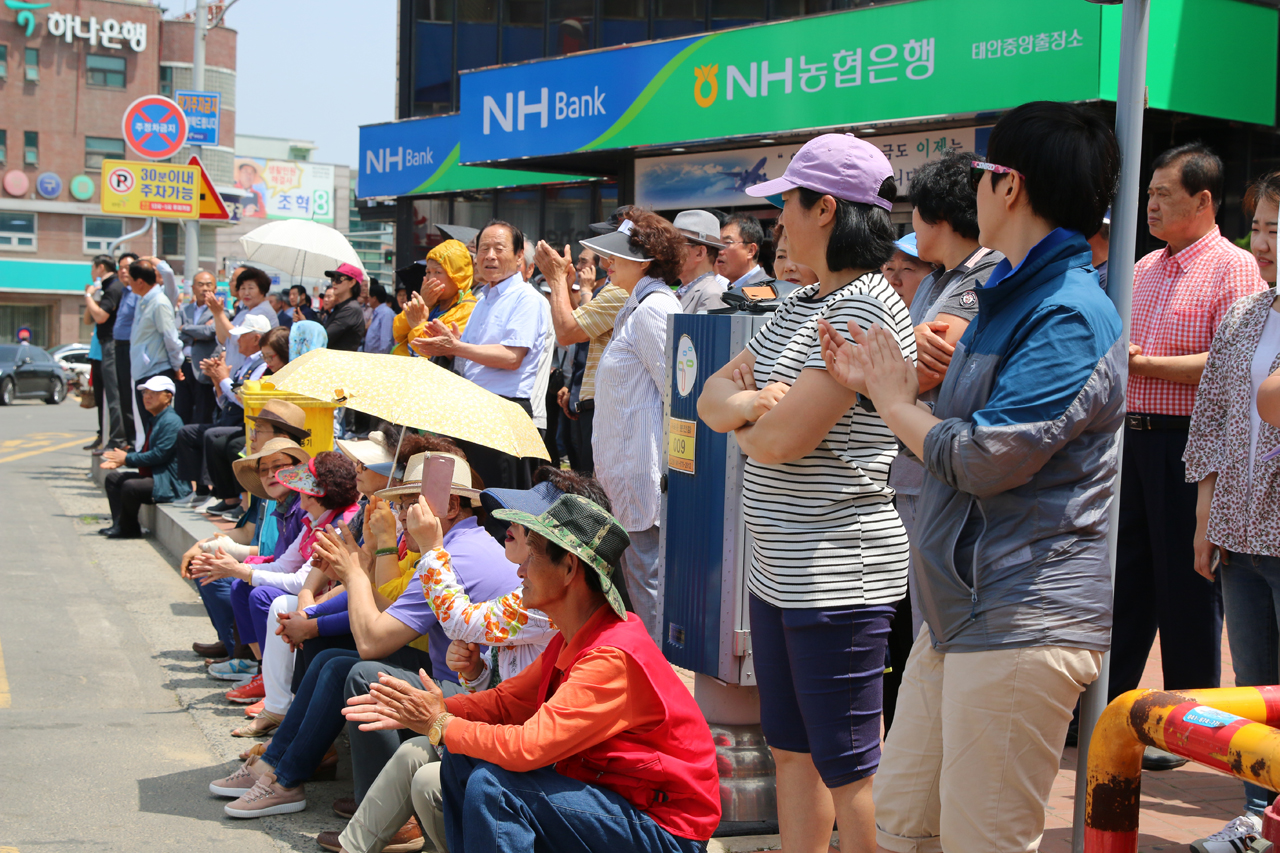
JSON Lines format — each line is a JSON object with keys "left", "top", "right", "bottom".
{"left": 1071, "top": 1, "right": 1148, "bottom": 851}
{"left": 183, "top": 0, "right": 207, "bottom": 290}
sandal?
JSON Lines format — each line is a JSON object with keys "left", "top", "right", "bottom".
{"left": 231, "top": 711, "right": 283, "bottom": 738}
{"left": 240, "top": 739, "right": 270, "bottom": 761}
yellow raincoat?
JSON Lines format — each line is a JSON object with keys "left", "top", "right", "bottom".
{"left": 392, "top": 239, "right": 478, "bottom": 356}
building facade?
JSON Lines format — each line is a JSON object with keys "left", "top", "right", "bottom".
{"left": 0, "top": 0, "right": 236, "bottom": 346}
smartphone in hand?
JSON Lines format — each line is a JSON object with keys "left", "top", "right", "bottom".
{"left": 420, "top": 454, "right": 455, "bottom": 518}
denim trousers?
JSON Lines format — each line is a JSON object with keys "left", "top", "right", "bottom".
{"left": 195, "top": 575, "right": 236, "bottom": 653}
{"left": 1222, "top": 550, "right": 1280, "bottom": 815}
{"left": 440, "top": 750, "right": 707, "bottom": 853}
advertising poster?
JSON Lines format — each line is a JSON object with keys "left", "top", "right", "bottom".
{"left": 233, "top": 157, "right": 335, "bottom": 223}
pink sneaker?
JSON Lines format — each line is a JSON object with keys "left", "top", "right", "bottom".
{"left": 223, "top": 774, "right": 306, "bottom": 818}
{"left": 208, "top": 757, "right": 265, "bottom": 797}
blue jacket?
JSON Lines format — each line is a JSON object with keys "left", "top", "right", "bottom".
{"left": 914, "top": 229, "right": 1126, "bottom": 654}
{"left": 124, "top": 406, "right": 184, "bottom": 503}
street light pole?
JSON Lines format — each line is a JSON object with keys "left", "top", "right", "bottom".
{"left": 1071, "top": 1, "right": 1149, "bottom": 851}
{"left": 183, "top": 0, "right": 207, "bottom": 287}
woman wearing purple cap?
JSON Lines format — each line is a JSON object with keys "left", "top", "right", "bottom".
{"left": 698, "top": 133, "right": 914, "bottom": 853}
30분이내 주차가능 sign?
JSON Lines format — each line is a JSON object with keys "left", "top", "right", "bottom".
{"left": 100, "top": 160, "right": 199, "bottom": 219}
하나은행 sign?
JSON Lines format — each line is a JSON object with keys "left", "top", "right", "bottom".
{"left": 99, "top": 160, "right": 199, "bottom": 219}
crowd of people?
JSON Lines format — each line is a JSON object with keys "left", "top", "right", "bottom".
{"left": 76, "top": 96, "right": 1280, "bottom": 853}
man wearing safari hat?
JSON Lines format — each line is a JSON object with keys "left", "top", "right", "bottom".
{"left": 99, "top": 375, "right": 184, "bottom": 539}
{"left": 343, "top": 494, "right": 722, "bottom": 853}
{"left": 673, "top": 209, "right": 729, "bottom": 313}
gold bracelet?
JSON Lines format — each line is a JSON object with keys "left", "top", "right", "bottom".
{"left": 428, "top": 712, "right": 455, "bottom": 746}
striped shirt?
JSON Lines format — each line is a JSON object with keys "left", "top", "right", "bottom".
{"left": 575, "top": 283, "right": 629, "bottom": 402}
{"left": 743, "top": 273, "right": 914, "bottom": 608}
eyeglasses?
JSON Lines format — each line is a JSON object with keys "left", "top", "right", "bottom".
{"left": 970, "top": 160, "right": 1024, "bottom": 192}
{"left": 721, "top": 239, "right": 750, "bottom": 247}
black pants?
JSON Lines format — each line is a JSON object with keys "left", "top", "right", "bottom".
{"left": 883, "top": 588, "right": 915, "bottom": 734}
{"left": 105, "top": 470, "right": 154, "bottom": 536}
{"left": 175, "top": 359, "right": 216, "bottom": 426}
{"left": 114, "top": 341, "right": 134, "bottom": 438}
{"left": 290, "top": 631, "right": 360, "bottom": 694}
{"left": 569, "top": 403, "right": 596, "bottom": 474}
{"left": 206, "top": 427, "right": 245, "bottom": 500}
{"left": 542, "top": 369, "right": 564, "bottom": 464}
{"left": 90, "top": 359, "right": 105, "bottom": 442}
{"left": 135, "top": 369, "right": 179, "bottom": 436}
{"left": 1108, "top": 424, "right": 1223, "bottom": 700}
{"left": 177, "top": 423, "right": 213, "bottom": 491}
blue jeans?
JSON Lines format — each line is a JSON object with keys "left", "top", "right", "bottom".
{"left": 441, "top": 750, "right": 707, "bottom": 853}
{"left": 264, "top": 647, "right": 361, "bottom": 788}
{"left": 1222, "top": 550, "right": 1280, "bottom": 815}
{"left": 195, "top": 576, "right": 235, "bottom": 653}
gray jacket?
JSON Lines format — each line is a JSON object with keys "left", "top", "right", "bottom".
{"left": 914, "top": 230, "right": 1125, "bottom": 654}
{"left": 180, "top": 304, "right": 219, "bottom": 384}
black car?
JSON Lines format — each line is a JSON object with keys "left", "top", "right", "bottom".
{"left": 0, "top": 343, "right": 68, "bottom": 404}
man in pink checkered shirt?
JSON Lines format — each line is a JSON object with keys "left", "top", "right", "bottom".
{"left": 1108, "top": 144, "right": 1266, "bottom": 754}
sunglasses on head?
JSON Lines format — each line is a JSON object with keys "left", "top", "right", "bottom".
{"left": 970, "top": 160, "right": 1025, "bottom": 192}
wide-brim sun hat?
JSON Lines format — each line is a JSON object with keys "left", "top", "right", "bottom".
{"left": 246, "top": 398, "right": 311, "bottom": 443}
{"left": 336, "top": 431, "right": 395, "bottom": 469}
{"left": 493, "top": 494, "right": 632, "bottom": 619}
{"left": 373, "top": 451, "right": 481, "bottom": 501}
{"left": 276, "top": 457, "right": 326, "bottom": 497}
{"left": 579, "top": 219, "right": 653, "bottom": 263}
{"left": 746, "top": 133, "right": 894, "bottom": 211}
{"left": 234, "top": 437, "right": 311, "bottom": 500}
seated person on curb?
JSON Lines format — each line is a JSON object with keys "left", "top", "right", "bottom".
{"left": 208, "top": 452, "right": 518, "bottom": 825}
{"left": 326, "top": 472, "right": 614, "bottom": 853}
{"left": 99, "top": 375, "right": 185, "bottom": 539}
{"left": 343, "top": 495, "right": 721, "bottom": 853}
{"left": 186, "top": 437, "right": 309, "bottom": 666}
{"left": 191, "top": 452, "right": 359, "bottom": 686}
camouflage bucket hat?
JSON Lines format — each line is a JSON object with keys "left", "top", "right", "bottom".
{"left": 493, "top": 494, "right": 632, "bottom": 620}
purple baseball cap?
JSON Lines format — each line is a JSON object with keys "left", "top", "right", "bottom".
{"left": 746, "top": 133, "right": 895, "bottom": 211}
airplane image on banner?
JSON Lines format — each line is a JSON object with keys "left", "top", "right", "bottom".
{"left": 720, "top": 157, "right": 768, "bottom": 192}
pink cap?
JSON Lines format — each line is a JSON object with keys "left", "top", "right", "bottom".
{"left": 746, "top": 134, "right": 895, "bottom": 211}
{"left": 324, "top": 262, "right": 365, "bottom": 284}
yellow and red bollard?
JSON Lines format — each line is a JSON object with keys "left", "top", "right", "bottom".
{"left": 1085, "top": 686, "right": 1280, "bottom": 852}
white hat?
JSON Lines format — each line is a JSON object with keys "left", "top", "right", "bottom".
{"left": 374, "top": 452, "right": 481, "bottom": 500}
{"left": 336, "top": 430, "right": 395, "bottom": 468}
{"left": 673, "top": 210, "right": 725, "bottom": 248}
{"left": 229, "top": 314, "right": 272, "bottom": 336}
{"left": 137, "top": 375, "right": 176, "bottom": 394}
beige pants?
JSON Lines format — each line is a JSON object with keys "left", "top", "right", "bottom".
{"left": 339, "top": 736, "right": 448, "bottom": 853}
{"left": 874, "top": 628, "right": 1102, "bottom": 853}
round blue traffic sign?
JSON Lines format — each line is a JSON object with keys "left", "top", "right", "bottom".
{"left": 36, "top": 172, "right": 62, "bottom": 199}
{"left": 121, "top": 96, "right": 189, "bottom": 161}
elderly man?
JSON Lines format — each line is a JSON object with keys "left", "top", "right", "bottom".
{"left": 113, "top": 252, "right": 141, "bottom": 443}
{"left": 535, "top": 240, "right": 627, "bottom": 475}
{"left": 127, "top": 259, "right": 184, "bottom": 442}
{"left": 415, "top": 220, "right": 548, "bottom": 489}
{"left": 211, "top": 267, "right": 279, "bottom": 373}
{"left": 99, "top": 375, "right": 184, "bottom": 539}
{"left": 717, "top": 213, "right": 771, "bottom": 294}
{"left": 342, "top": 494, "right": 721, "bottom": 853}
{"left": 673, "top": 209, "right": 729, "bottom": 313}
{"left": 1109, "top": 143, "right": 1268, "bottom": 765}
{"left": 177, "top": 270, "right": 219, "bottom": 426}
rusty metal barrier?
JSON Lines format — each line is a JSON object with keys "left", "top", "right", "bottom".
{"left": 1084, "top": 686, "right": 1280, "bottom": 852}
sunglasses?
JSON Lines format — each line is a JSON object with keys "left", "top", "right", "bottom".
{"left": 970, "top": 160, "right": 1025, "bottom": 192}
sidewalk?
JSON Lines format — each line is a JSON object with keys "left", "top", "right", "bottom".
{"left": 1041, "top": 633, "right": 1241, "bottom": 852}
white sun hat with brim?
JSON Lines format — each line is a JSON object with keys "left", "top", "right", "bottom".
{"left": 336, "top": 431, "right": 395, "bottom": 469}
{"left": 374, "top": 452, "right": 481, "bottom": 501}
{"left": 579, "top": 219, "right": 654, "bottom": 263}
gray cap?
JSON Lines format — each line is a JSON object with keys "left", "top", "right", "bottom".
{"left": 673, "top": 209, "right": 724, "bottom": 248}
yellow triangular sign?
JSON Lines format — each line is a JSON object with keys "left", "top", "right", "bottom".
{"left": 189, "top": 154, "right": 229, "bottom": 220}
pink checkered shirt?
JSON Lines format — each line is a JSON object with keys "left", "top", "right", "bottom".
{"left": 1128, "top": 226, "right": 1266, "bottom": 416}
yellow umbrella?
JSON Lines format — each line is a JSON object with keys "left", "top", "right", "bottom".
{"left": 265, "top": 349, "right": 549, "bottom": 461}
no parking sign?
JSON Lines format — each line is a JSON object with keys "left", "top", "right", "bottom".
{"left": 121, "top": 96, "right": 189, "bottom": 161}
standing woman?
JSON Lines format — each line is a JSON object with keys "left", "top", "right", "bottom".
{"left": 1184, "top": 171, "right": 1280, "bottom": 851}
{"left": 697, "top": 135, "right": 913, "bottom": 853}
{"left": 585, "top": 211, "right": 686, "bottom": 645}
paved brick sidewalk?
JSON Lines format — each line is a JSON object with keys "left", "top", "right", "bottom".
{"left": 1041, "top": 631, "right": 1242, "bottom": 852}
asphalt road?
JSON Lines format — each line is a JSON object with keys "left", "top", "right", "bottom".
{"left": 0, "top": 399, "right": 350, "bottom": 852}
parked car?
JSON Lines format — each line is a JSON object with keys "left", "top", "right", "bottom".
{"left": 0, "top": 344, "right": 68, "bottom": 404}
{"left": 50, "top": 342, "right": 92, "bottom": 391}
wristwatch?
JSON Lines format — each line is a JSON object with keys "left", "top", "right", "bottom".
{"left": 428, "top": 712, "right": 455, "bottom": 746}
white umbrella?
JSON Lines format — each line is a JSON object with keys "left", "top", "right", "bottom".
{"left": 238, "top": 219, "right": 367, "bottom": 281}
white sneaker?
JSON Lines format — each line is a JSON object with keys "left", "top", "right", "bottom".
{"left": 1191, "top": 813, "right": 1263, "bottom": 853}
{"left": 195, "top": 496, "right": 221, "bottom": 513}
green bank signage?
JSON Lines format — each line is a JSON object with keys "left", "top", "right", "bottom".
{"left": 459, "top": 0, "right": 1275, "bottom": 164}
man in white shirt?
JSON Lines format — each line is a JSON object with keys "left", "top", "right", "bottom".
{"left": 673, "top": 209, "right": 729, "bottom": 313}
{"left": 413, "top": 220, "right": 548, "bottom": 489}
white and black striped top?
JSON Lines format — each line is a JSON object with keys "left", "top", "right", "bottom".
{"left": 743, "top": 273, "right": 914, "bottom": 609}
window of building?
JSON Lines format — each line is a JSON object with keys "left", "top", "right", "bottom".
{"left": 287, "top": 146, "right": 312, "bottom": 161}
{"left": 502, "top": 0, "right": 544, "bottom": 63}
{"left": 23, "top": 131, "right": 37, "bottom": 166}
{"left": 453, "top": 192, "right": 495, "bottom": 230}
{"left": 770, "top": 0, "right": 836, "bottom": 18}
{"left": 23, "top": 47, "right": 37, "bottom": 81}
{"left": 712, "top": 0, "right": 765, "bottom": 29}
{"left": 544, "top": 186, "right": 594, "bottom": 248}
{"left": 161, "top": 222, "right": 179, "bottom": 257}
{"left": 496, "top": 189, "right": 540, "bottom": 242}
{"left": 84, "top": 217, "right": 124, "bottom": 253}
{"left": 0, "top": 211, "right": 36, "bottom": 250}
{"left": 457, "top": 0, "right": 498, "bottom": 72}
{"left": 602, "top": 0, "right": 648, "bottom": 47}
{"left": 0, "top": 130, "right": 6, "bottom": 166}
{"left": 159, "top": 65, "right": 173, "bottom": 97}
{"left": 84, "top": 136, "right": 125, "bottom": 171}
{"left": 0, "top": 45, "right": 8, "bottom": 80}
{"left": 86, "top": 54, "right": 126, "bottom": 88}
{"left": 414, "top": 0, "right": 455, "bottom": 116}
{"left": 655, "top": 0, "right": 706, "bottom": 39}
{"left": 549, "top": 0, "right": 594, "bottom": 55}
